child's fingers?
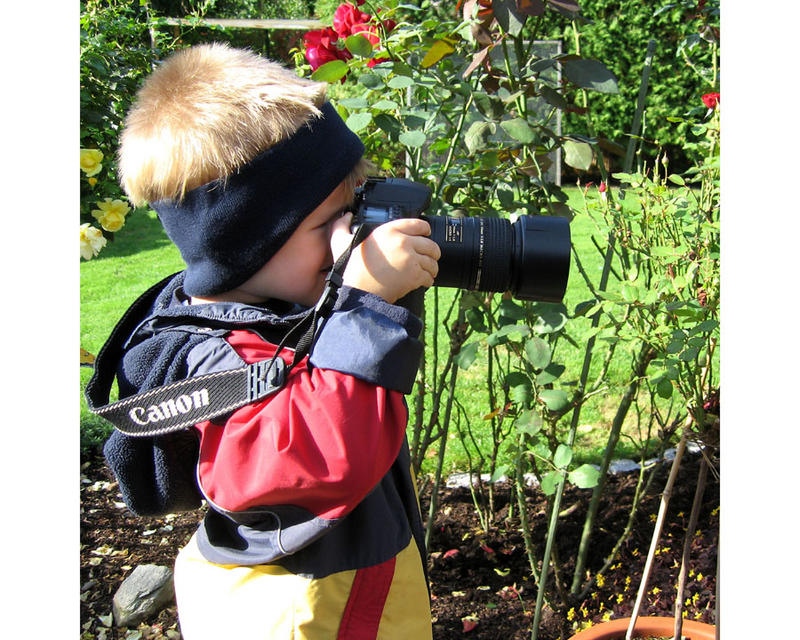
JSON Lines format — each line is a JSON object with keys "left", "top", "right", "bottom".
{"left": 382, "top": 217, "right": 432, "bottom": 238}
{"left": 417, "top": 254, "right": 439, "bottom": 282}
{"left": 410, "top": 235, "right": 442, "bottom": 262}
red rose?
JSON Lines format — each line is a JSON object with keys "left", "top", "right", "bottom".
{"left": 334, "top": 3, "right": 396, "bottom": 39}
{"left": 333, "top": 3, "right": 396, "bottom": 67}
{"left": 303, "top": 27, "right": 352, "bottom": 71}
{"left": 702, "top": 92, "right": 720, "bottom": 109}
{"left": 333, "top": 3, "right": 373, "bottom": 38}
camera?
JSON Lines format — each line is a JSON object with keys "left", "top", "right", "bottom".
{"left": 351, "top": 177, "right": 570, "bottom": 303}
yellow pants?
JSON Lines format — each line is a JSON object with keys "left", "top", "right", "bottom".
{"left": 173, "top": 533, "right": 432, "bottom": 640}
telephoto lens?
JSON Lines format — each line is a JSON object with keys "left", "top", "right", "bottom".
{"left": 352, "top": 178, "right": 571, "bottom": 303}
{"left": 427, "top": 214, "right": 570, "bottom": 303}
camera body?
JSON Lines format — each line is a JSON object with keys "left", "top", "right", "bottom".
{"left": 351, "top": 177, "right": 571, "bottom": 303}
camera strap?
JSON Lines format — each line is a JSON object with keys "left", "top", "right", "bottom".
{"left": 284, "top": 223, "right": 370, "bottom": 372}
{"left": 86, "top": 227, "right": 369, "bottom": 438}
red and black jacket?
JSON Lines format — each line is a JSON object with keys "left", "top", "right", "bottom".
{"left": 99, "top": 272, "right": 428, "bottom": 581}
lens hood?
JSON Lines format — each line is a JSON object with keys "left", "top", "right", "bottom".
{"left": 512, "top": 215, "right": 571, "bottom": 303}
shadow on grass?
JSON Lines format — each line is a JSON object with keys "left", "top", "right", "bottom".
{"left": 91, "top": 207, "right": 176, "bottom": 261}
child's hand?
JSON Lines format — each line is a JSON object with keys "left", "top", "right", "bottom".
{"left": 331, "top": 214, "right": 441, "bottom": 304}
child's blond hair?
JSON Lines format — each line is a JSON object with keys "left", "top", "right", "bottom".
{"left": 119, "top": 43, "right": 369, "bottom": 206}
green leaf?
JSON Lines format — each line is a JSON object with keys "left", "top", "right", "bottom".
{"left": 692, "top": 319, "right": 720, "bottom": 334}
{"left": 338, "top": 97, "right": 369, "bottom": 109}
{"left": 500, "top": 118, "right": 536, "bottom": 144}
{"left": 403, "top": 112, "right": 428, "bottom": 129}
{"left": 539, "top": 86, "right": 568, "bottom": 110}
{"left": 496, "top": 184, "right": 515, "bottom": 207}
{"left": 569, "top": 464, "right": 601, "bottom": 489}
{"left": 507, "top": 372, "right": 532, "bottom": 405}
{"left": 534, "top": 307, "right": 568, "bottom": 334}
{"left": 562, "top": 58, "right": 620, "bottom": 94}
{"left": 573, "top": 300, "right": 599, "bottom": 317}
{"left": 666, "top": 340, "right": 684, "bottom": 354}
{"left": 346, "top": 111, "right": 372, "bottom": 132}
{"left": 498, "top": 299, "right": 526, "bottom": 321}
{"left": 373, "top": 113, "right": 402, "bottom": 140}
{"left": 487, "top": 324, "right": 530, "bottom": 346}
{"left": 371, "top": 98, "right": 398, "bottom": 110}
{"left": 358, "top": 72, "right": 381, "bottom": 88}
{"left": 399, "top": 129, "right": 426, "bottom": 148}
{"left": 539, "top": 389, "right": 569, "bottom": 412}
{"left": 679, "top": 346, "right": 700, "bottom": 362}
{"left": 540, "top": 470, "right": 562, "bottom": 495}
{"left": 563, "top": 139, "right": 593, "bottom": 171}
{"left": 345, "top": 34, "right": 373, "bottom": 58}
{"left": 656, "top": 378, "right": 673, "bottom": 399}
{"left": 465, "top": 121, "right": 495, "bottom": 155}
{"left": 473, "top": 92, "right": 504, "bottom": 120}
{"left": 515, "top": 409, "right": 543, "bottom": 436}
{"left": 554, "top": 444, "right": 573, "bottom": 469}
{"left": 668, "top": 174, "right": 686, "bottom": 186}
{"left": 524, "top": 336, "right": 551, "bottom": 370}
{"left": 490, "top": 465, "right": 511, "bottom": 483}
{"left": 465, "top": 307, "right": 487, "bottom": 332}
{"left": 388, "top": 75, "right": 414, "bottom": 89}
{"left": 536, "top": 363, "right": 566, "bottom": 385}
{"left": 456, "top": 342, "right": 480, "bottom": 369}
{"left": 311, "top": 60, "right": 349, "bottom": 83}
{"left": 621, "top": 284, "right": 640, "bottom": 302}
{"left": 493, "top": 0, "right": 526, "bottom": 36}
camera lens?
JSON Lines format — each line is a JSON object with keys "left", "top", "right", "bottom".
{"left": 426, "top": 214, "right": 570, "bottom": 303}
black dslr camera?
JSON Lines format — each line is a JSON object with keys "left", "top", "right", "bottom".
{"left": 351, "top": 177, "right": 570, "bottom": 303}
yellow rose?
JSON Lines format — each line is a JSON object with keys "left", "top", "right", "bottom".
{"left": 80, "top": 149, "right": 104, "bottom": 177}
{"left": 92, "top": 198, "right": 131, "bottom": 232}
{"left": 80, "top": 223, "right": 107, "bottom": 260}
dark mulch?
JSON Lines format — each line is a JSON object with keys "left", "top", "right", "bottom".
{"left": 80, "top": 451, "right": 718, "bottom": 639}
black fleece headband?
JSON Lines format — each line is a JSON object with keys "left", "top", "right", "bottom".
{"left": 151, "top": 102, "right": 365, "bottom": 297}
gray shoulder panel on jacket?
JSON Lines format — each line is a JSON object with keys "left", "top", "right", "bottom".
{"left": 186, "top": 335, "right": 246, "bottom": 377}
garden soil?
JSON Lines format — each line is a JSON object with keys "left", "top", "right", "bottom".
{"left": 80, "top": 451, "right": 718, "bottom": 640}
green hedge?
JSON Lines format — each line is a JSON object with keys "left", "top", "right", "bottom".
{"left": 537, "top": 0, "right": 718, "bottom": 172}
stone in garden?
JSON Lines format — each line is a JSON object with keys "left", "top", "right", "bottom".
{"left": 609, "top": 459, "right": 640, "bottom": 474}
{"left": 112, "top": 564, "right": 175, "bottom": 627}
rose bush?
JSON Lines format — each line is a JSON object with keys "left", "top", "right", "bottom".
{"left": 295, "top": 1, "right": 719, "bottom": 636}
{"left": 79, "top": 148, "right": 133, "bottom": 260}
{"left": 303, "top": 1, "right": 395, "bottom": 73}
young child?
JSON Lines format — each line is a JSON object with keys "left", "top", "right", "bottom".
{"left": 92, "top": 42, "right": 440, "bottom": 639}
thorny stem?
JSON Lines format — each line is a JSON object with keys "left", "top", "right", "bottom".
{"left": 424, "top": 345, "right": 461, "bottom": 549}
{"left": 673, "top": 455, "right": 710, "bottom": 640}
{"left": 625, "top": 420, "right": 691, "bottom": 640}
{"left": 515, "top": 434, "right": 541, "bottom": 587}
{"left": 577, "top": 459, "right": 649, "bottom": 601}
{"left": 570, "top": 343, "right": 656, "bottom": 594}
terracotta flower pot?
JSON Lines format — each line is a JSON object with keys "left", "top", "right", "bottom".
{"left": 568, "top": 616, "right": 716, "bottom": 640}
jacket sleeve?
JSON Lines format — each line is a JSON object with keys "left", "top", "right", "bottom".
{"left": 195, "top": 286, "right": 423, "bottom": 521}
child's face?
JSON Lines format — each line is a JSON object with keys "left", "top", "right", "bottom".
{"left": 227, "top": 181, "right": 354, "bottom": 307}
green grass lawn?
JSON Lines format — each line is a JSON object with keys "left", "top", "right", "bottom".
{"left": 80, "top": 208, "right": 184, "bottom": 449}
{"left": 80, "top": 188, "right": 679, "bottom": 470}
